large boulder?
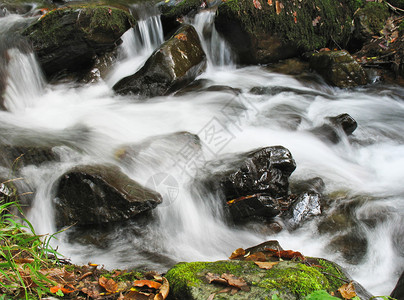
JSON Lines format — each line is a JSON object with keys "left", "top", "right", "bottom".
{"left": 214, "top": 0, "right": 353, "bottom": 64}
{"left": 113, "top": 24, "right": 206, "bottom": 98}
{"left": 309, "top": 50, "right": 368, "bottom": 88}
{"left": 199, "top": 146, "right": 296, "bottom": 222}
{"left": 53, "top": 164, "right": 162, "bottom": 228}
{"left": 22, "top": 5, "right": 135, "bottom": 80}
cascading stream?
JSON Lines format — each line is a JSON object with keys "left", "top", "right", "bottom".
{"left": 0, "top": 6, "right": 403, "bottom": 297}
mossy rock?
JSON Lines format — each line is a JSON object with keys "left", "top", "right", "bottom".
{"left": 113, "top": 24, "right": 206, "bottom": 98}
{"left": 353, "top": 2, "right": 390, "bottom": 43}
{"left": 309, "top": 50, "right": 368, "bottom": 88}
{"left": 22, "top": 5, "right": 135, "bottom": 80}
{"left": 166, "top": 259, "right": 353, "bottom": 300}
{"left": 214, "top": 0, "right": 354, "bottom": 64}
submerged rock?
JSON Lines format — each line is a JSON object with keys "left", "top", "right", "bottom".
{"left": 309, "top": 50, "right": 368, "bottom": 88}
{"left": 214, "top": 0, "right": 353, "bottom": 65}
{"left": 0, "top": 145, "right": 58, "bottom": 170}
{"left": 54, "top": 164, "right": 162, "bottom": 228}
{"left": 22, "top": 5, "right": 134, "bottom": 80}
{"left": 310, "top": 113, "right": 358, "bottom": 143}
{"left": 113, "top": 24, "right": 206, "bottom": 98}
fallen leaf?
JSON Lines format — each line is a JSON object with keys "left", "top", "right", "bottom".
{"left": 221, "top": 273, "right": 250, "bottom": 292}
{"left": 266, "top": 249, "right": 305, "bottom": 261}
{"left": 134, "top": 280, "right": 162, "bottom": 290}
{"left": 207, "top": 287, "right": 232, "bottom": 300}
{"left": 206, "top": 273, "right": 228, "bottom": 285}
{"left": 99, "top": 276, "right": 118, "bottom": 293}
{"left": 245, "top": 252, "right": 266, "bottom": 261}
{"left": 268, "top": 0, "right": 273, "bottom": 5}
{"left": 338, "top": 281, "right": 357, "bottom": 299}
{"left": 312, "top": 16, "right": 321, "bottom": 26}
{"left": 50, "top": 284, "right": 75, "bottom": 294}
{"left": 175, "top": 33, "right": 187, "bottom": 41}
{"left": 229, "top": 248, "right": 245, "bottom": 259}
{"left": 254, "top": 261, "right": 279, "bottom": 269}
{"left": 154, "top": 277, "right": 169, "bottom": 300}
{"left": 275, "top": 1, "right": 282, "bottom": 14}
{"left": 253, "top": 0, "right": 262, "bottom": 9}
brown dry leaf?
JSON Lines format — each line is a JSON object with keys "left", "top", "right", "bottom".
{"left": 50, "top": 284, "right": 75, "bottom": 294}
{"left": 266, "top": 249, "right": 305, "bottom": 261}
{"left": 125, "top": 291, "right": 154, "bottom": 300}
{"left": 134, "top": 279, "right": 162, "bottom": 290}
{"left": 221, "top": 273, "right": 250, "bottom": 292}
{"left": 175, "top": 33, "right": 187, "bottom": 41}
{"left": 229, "top": 248, "right": 246, "bottom": 259}
{"left": 245, "top": 252, "right": 266, "bottom": 262}
{"left": 268, "top": 0, "right": 273, "bottom": 5}
{"left": 312, "top": 16, "right": 321, "bottom": 26}
{"left": 206, "top": 273, "right": 228, "bottom": 285}
{"left": 154, "top": 277, "right": 169, "bottom": 300}
{"left": 338, "top": 281, "right": 357, "bottom": 299}
{"left": 99, "top": 276, "right": 118, "bottom": 293}
{"left": 254, "top": 261, "right": 279, "bottom": 270}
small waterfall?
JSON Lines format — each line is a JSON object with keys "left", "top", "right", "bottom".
{"left": 107, "top": 9, "right": 164, "bottom": 86}
{"left": 192, "top": 10, "right": 234, "bottom": 69}
{"left": 0, "top": 15, "right": 45, "bottom": 112}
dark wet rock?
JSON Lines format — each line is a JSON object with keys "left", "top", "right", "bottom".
{"left": 244, "top": 240, "right": 283, "bottom": 254}
{"left": 201, "top": 146, "right": 296, "bottom": 223}
{"left": 22, "top": 5, "right": 134, "bottom": 80}
{"left": 165, "top": 241, "right": 369, "bottom": 300}
{"left": 175, "top": 81, "right": 240, "bottom": 96}
{"left": 391, "top": 270, "right": 404, "bottom": 300}
{"left": 54, "top": 164, "right": 162, "bottom": 228}
{"left": 310, "top": 113, "right": 358, "bottom": 143}
{"left": 266, "top": 58, "right": 309, "bottom": 76}
{"left": 309, "top": 50, "right": 368, "bottom": 88}
{"left": 284, "top": 177, "right": 325, "bottom": 229}
{"left": 113, "top": 24, "right": 206, "bottom": 98}
{"left": 214, "top": 0, "right": 353, "bottom": 65}
{"left": 328, "top": 231, "right": 368, "bottom": 265}
{"left": 81, "top": 48, "right": 118, "bottom": 83}
{"left": 0, "top": 145, "right": 58, "bottom": 170}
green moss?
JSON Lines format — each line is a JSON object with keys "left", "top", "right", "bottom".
{"left": 160, "top": 0, "right": 202, "bottom": 18}
{"left": 317, "top": 259, "right": 345, "bottom": 291}
{"left": 256, "top": 263, "right": 330, "bottom": 298}
{"left": 346, "top": 0, "right": 365, "bottom": 12}
{"left": 218, "top": 0, "right": 352, "bottom": 51}
{"left": 359, "top": 2, "right": 389, "bottom": 35}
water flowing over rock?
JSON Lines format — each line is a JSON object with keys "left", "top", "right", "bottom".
{"left": 54, "top": 164, "right": 162, "bottom": 228}
{"left": 309, "top": 50, "right": 368, "bottom": 88}
{"left": 113, "top": 24, "right": 206, "bottom": 98}
{"left": 200, "top": 146, "right": 296, "bottom": 223}
{"left": 309, "top": 113, "right": 358, "bottom": 143}
{"left": 22, "top": 5, "right": 135, "bottom": 80}
{"left": 285, "top": 177, "right": 325, "bottom": 229}
{"left": 0, "top": 145, "right": 58, "bottom": 170}
{"left": 214, "top": 0, "right": 353, "bottom": 64}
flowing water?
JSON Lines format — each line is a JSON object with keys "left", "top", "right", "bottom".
{"left": 1, "top": 6, "right": 404, "bottom": 297}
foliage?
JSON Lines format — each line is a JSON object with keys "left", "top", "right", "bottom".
{"left": 0, "top": 198, "right": 61, "bottom": 299}
{"left": 359, "top": 2, "right": 390, "bottom": 35}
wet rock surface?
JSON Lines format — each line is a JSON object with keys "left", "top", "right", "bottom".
{"left": 54, "top": 164, "right": 162, "bottom": 228}
{"left": 309, "top": 113, "right": 358, "bottom": 143}
{"left": 309, "top": 50, "right": 368, "bottom": 88}
{"left": 200, "top": 146, "right": 296, "bottom": 222}
{"left": 113, "top": 24, "right": 206, "bottom": 98}
{"left": 22, "top": 5, "right": 134, "bottom": 80}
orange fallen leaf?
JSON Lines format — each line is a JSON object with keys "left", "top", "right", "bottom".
{"left": 50, "top": 284, "right": 75, "bottom": 294}
{"left": 99, "top": 276, "right": 118, "bottom": 293}
{"left": 245, "top": 252, "right": 266, "bottom": 262}
{"left": 229, "top": 248, "right": 246, "bottom": 259}
{"left": 338, "top": 281, "right": 357, "bottom": 299}
{"left": 254, "top": 261, "right": 279, "bottom": 269}
{"left": 275, "top": 1, "right": 283, "bottom": 14}
{"left": 253, "top": 0, "right": 262, "bottom": 9}
{"left": 268, "top": 0, "right": 273, "bottom": 5}
{"left": 221, "top": 273, "right": 250, "bottom": 292}
{"left": 133, "top": 279, "right": 162, "bottom": 290}
{"left": 266, "top": 249, "right": 305, "bottom": 261}
{"left": 175, "top": 33, "right": 187, "bottom": 41}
